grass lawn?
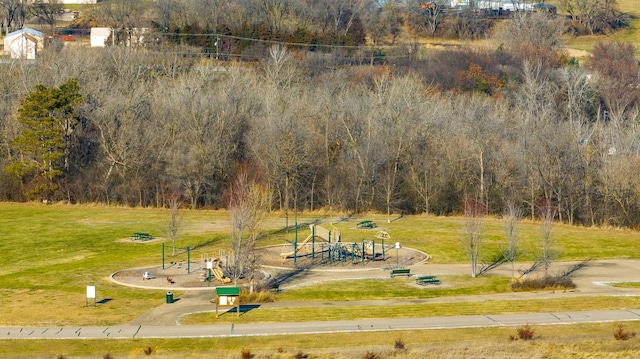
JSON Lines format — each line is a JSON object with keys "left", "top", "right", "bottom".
{"left": 182, "top": 295, "right": 640, "bottom": 325}
{"left": 545, "top": 0, "right": 640, "bottom": 54}
{"left": 2, "top": 322, "right": 640, "bottom": 358}
{"left": 2, "top": 202, "right": 640, "bottom": 326}
{"left": 2, "top": 202, "right": 640, "bottom": 356}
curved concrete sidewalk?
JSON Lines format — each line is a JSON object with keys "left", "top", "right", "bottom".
{"left": 127, "top": 259, "right": 640, "bottom": 326}
{"left": 11, "top": 259, "right": 635, "bottom": 339}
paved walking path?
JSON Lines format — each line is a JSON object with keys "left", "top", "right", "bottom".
{"left": 4, "top": 260, "right": 640, "bottom": 339}
{"left": 4, "top": 309, "right": 640, "bottom": 339}
{"left": 129, "top": 259, "right": 640, "bottom": 327}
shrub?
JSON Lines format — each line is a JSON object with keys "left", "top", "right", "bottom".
{"left": 394, "top": 338, "right": 406, "bottom": 351}
{"left": 103, "top": 354, "right": 113, "bottom": 359}
{"left": 510, "top": 275, "right": 576, "bottom": 291}
{"left": 511, "top": 324, "right": 535, "bottom": 341}
{"left": 239, "top": 290, "right": 276, "bottom": 303}
{"left": 363, "top": 351, "right": 380, "bottom": 359}
{"left": 293, "top": 351, "right": 307, "bottom": 359}
{"left": 143, "top": 346, "right": 154, "bottom": 355}
{"left": 613, "top": 323, "right": 636, "bottom": 341}
{"left": 241, "top": 349, "right": 253, "bottom": 359}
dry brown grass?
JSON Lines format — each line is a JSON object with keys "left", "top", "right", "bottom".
{"left": 5, "top": 323, "right": 640, "bottom": 358}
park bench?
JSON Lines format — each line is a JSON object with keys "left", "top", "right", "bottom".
{"left": 357, "top": 220, "right": 377, "bottom": 229}
{"left": 416, "top": 275, "right": 440, "bottom": 285}
{"left": 390, "top": 268, "right": 411, "bottom": 277}
{"left": 132, "top": 232, "right": 153, "bottom": 241}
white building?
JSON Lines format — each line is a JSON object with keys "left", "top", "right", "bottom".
{"left": 3, "top": 28, "right": 44, "bottom": 59}
{"left": 90, "top": 27, "right": 111, "bottom": 47}
{"left": 449, "top": 0, "right": 535, "bottom": 10}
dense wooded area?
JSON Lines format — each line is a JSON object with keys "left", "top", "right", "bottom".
{"left": 1, "top": 1, "right": 639, "bottom": 227}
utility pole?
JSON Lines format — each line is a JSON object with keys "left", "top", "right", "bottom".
{"left": 215, "top": 34, "right": 219, "bottom": 60}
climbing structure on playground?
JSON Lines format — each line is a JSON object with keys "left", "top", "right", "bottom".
{"left": 280, "top": 224, "right": 390, "bottom": 266}
{"left": 200, "top": 252, "right": 232, "bottom": 284}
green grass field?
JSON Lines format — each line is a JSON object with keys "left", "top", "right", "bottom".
{"left": 3, "top": 202, "right": 640, "bottom": 357}
{"left": 3, "top": 202, "right": 640, "bottom": 326}
{"left": 544, "top": 0, "right": 640, "bottom": 54}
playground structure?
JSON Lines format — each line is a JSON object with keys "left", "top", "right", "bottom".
{"left": 160, "top": 242, "right": 233, "bottom": 284}
{"left": 201, "top": 252, "right": 232, "bottom": 284}
{"left": 280, "top": 224, "right": 392, "bottom": 266}
{"left": 113, "top": 223, "right": 427, "bottom": 290}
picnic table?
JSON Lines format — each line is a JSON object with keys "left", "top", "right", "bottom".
{"left": 390, "top": 268, "right": 411, "bottom": 277}
{"left": 357, "top": 220, "right": 377, "bottom": 229}
{"left": 132, "top": 232, "right": 153, "bottom": 241}
{"left": 416, "top": 275, "right": 440, "bottom": 285}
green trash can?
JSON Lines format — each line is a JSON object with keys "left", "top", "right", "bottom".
{"left": 166, "top": 291, "right": 173, "bottom": 304}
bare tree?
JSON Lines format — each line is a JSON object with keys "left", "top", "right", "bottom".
{"left": 463, "top": 196, "right": 485, "bottom": 278}
{"left": 406, "top": 0, "right": 448, "bottom": 37}
{"left": 227, "top": 163, "right": 269, "bottom": 289}
{"left": 585, "top": 42, "right": 640, "bottom": 125}
{"left": 28, "top": 0, "right": 61, "bottom": 31}
{"left": 1, "top": 0, "right": 25, "bottom": 35}
{"left": 501, "top": 203, "right": 521, "bottom": 279}
{"left": 492, "top": 11, "right": 565, "bottom": 70}
{"left": 538, "top": 199, "right": 559, "bottom": 275}
{"left": 166, "top": 191, "right": 183, "bottom": 256}
{"left": 559, "top": 0, "right": 626, "bottom": 35}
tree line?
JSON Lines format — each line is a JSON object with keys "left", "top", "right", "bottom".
{"left": 1, "top": 11, "right": 640, "bottom": 228}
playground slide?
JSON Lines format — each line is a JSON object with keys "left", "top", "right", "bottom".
{"left": 280, "top": 233, "right": 324, "bottom": 258}
{"left": 212, "top": 267, "right": 231, "bottom": 284}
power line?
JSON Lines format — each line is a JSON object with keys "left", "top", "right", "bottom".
{"left": 161, "top": 32, "right": 412, "bottom": 50}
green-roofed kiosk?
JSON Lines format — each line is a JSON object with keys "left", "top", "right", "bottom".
{"left": 215, "top": 286, "right": 240, "bottom": 318}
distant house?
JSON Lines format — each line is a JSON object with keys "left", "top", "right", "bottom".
{"left": 448, "top": 0, "right": 536, "bottom": 10}
{"left": 90, "top": 27, "right": 111, "bottom": 47}
{"left": 3, "top": 28, "right": 44, "bottom": 59}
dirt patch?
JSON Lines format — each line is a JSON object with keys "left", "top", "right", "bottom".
{"left": 117, "top": 237, "right": 166, "bottom": 244}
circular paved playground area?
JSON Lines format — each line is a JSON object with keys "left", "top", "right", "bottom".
{"left": 112, "top": 244, "right": 429, "bottom": 290}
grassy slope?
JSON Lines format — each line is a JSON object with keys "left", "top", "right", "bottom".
{"left": 2, "top": 202, "right": 640, "bottom": 325}
{"left": 3, "top": 323, "right": 640, "bottom": 359}
{"left": 3, "top": 203, "right": 640, "bottom": 357}
{"left": 545, "top": 0, "right": 640, "bottom": 54}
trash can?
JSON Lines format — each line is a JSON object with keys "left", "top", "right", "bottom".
{"left": 166, "top": 291, "right": 173, "bottom": 304}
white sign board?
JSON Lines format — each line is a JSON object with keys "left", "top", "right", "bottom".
{"left": 395, "top": 242, "right": 401, "bottom": 249}
{"left": 86, "top": 286, "right": 96, "bottom": 299}
{"left": 206, "top": 261, "right": 213, "bottom": 269}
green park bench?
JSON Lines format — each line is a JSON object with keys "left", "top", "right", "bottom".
{"left": 132, "top": 232, "right": 153, "bottom": 241}
{"left": 390, "top": 268, "right": 411, "bottom": 277}
{"left": 357, "top": 220, "right": 377, "bottom": 229}
{"left": 416, "top": 275, "right": 440, "bottom": 285}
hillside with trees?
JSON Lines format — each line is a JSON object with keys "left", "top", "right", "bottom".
{"left": 1, "top": 1, "right": 639, "bottom": 228}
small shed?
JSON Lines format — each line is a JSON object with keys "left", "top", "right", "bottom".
{"left": 90, "top": 27, "right": 111, "bottom": 47}
{"left": 4, "top": 28, "right": 44, "bottom": 59}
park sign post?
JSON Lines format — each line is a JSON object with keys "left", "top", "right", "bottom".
{"left": 215, "top": 286, "right": 240, "bottom": 318}
{"left": 86, "top": 285, "right": 96, "bottom": 308}
{"left": 207, "top": 260, "right": 213, "bottom": 287}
